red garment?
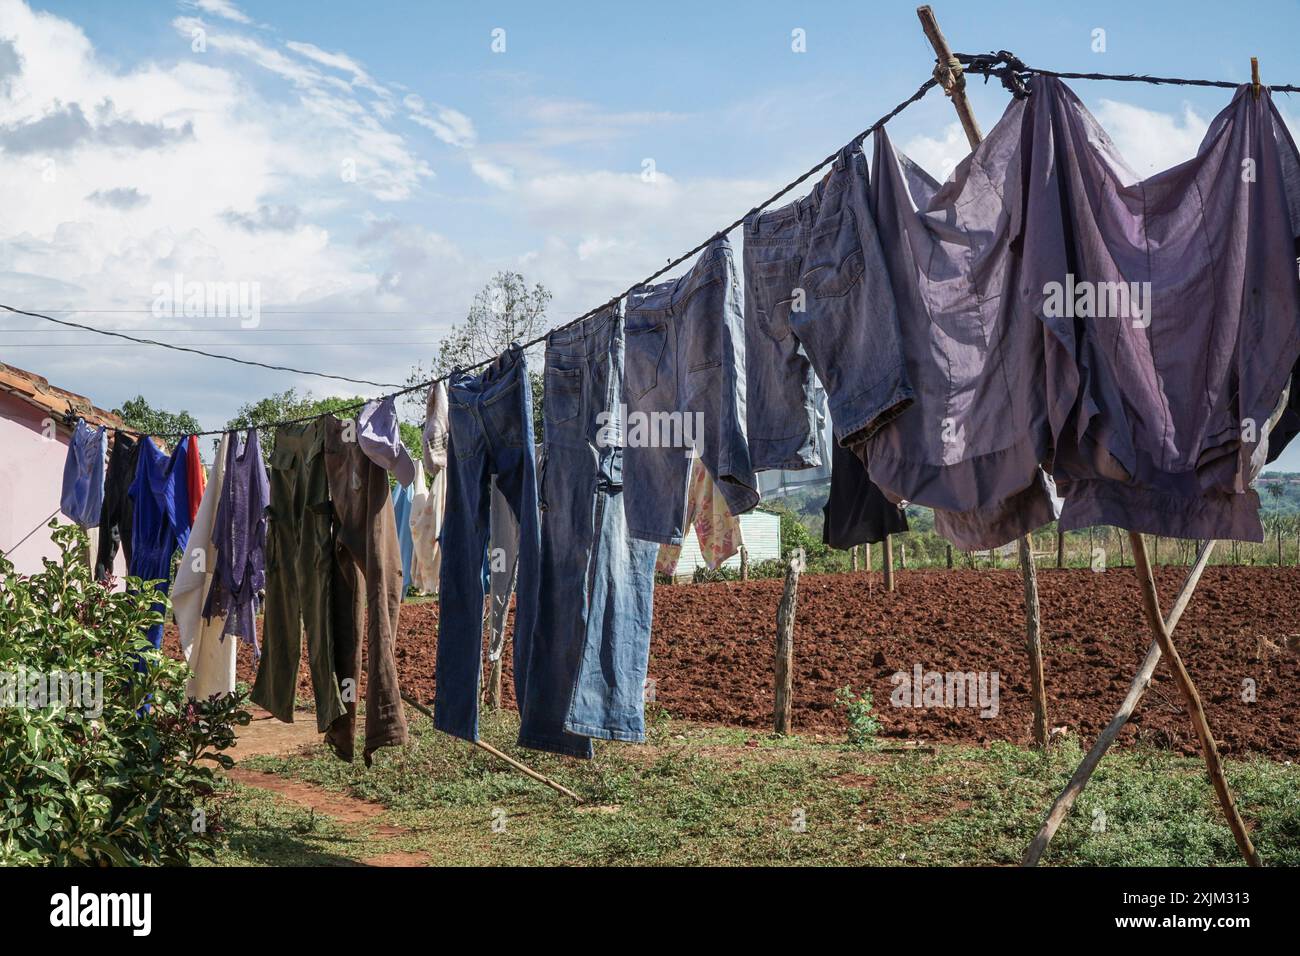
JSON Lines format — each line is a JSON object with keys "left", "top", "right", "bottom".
{"left": 186, "top": 435, "right": 206, "bottom": 525}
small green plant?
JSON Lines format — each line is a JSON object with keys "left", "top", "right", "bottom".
{"left": 835, "top": 686, "right": 880, "bottom": 749}
{"left": 0, "top": 522, "right": 250, "bottom": 866}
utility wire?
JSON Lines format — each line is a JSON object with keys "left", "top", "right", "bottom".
{"left": 0, "top": 303, "right": 403, "bottom": 390}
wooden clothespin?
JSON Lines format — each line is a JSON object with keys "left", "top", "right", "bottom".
{"left": 1251, "top": 57, "right": 1261, "bottom": 100}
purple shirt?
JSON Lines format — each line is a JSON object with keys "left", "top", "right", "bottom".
{"left": 203, "top": 429, "right": 270, "bottom": 652}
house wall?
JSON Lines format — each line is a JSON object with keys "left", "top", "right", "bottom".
{"left": 0, "top": 393, "right": 123, "bottom": 579}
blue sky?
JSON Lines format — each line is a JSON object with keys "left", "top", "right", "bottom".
{"left": 3, "top": 0, "right": 1300, "bottom": 467}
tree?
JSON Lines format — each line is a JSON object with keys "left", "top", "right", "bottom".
{"left": 406, "top": 270, "right": 552, "bottom": 434}
{"left": 225, "top": 388, "right": 420, "bottom": 466}
{"left": 113, "top": 395, "right": 201, "bottom": 438}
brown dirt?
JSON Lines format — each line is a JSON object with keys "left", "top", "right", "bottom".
{"left": 165, "top": 566, "right": 1300, "bottom": 760}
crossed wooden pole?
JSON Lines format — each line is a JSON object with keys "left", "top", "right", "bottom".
{"left": 917, "top": 5, "right": 1261, "bottom": 865}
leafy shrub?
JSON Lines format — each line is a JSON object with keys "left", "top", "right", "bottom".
{"left": 834, "top": 686, "right": 880, "bottom": 749}
{"left": 0, "top": 523, "right": 250, "bottom": 865}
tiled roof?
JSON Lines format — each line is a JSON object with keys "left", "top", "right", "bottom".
{"left": 0, "top": 361, "right": 129, "bottom": 432}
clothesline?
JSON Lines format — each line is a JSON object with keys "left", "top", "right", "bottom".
{"left": 8, "top": 52, "right": 1300, "bottom": 443}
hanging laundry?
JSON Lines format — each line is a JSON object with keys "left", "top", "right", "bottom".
{"left": 60, "top": 418, "right": 107, "bottom": 529}
{"left": 862, "top": 108, "right": 1060, "bottom": 549}
{"left": 743, "top": 143, "right": 913, "bottom": 471}
{"left": 128, "top": 436, "right": 192, "bottom": 650}
{"left": 528, "top": 307, "right": 659, "bottom": 755}
{"left": 410, "top": 381, "right": 449, "bottom": 594}
{"left": 623, "top": 237, "right": 760, "bottom": 545}
{"left": 434, "top": 345, "right": 541, "bottom": 748}
{"left": 756, "top": 383, "right": 833, "bottom": 496}
{"left": 185, "top": 435, "right": 206, "bottom": 526}
{"left": 657, "top": 455, "right": 744, "bottom": 575}
{"left": 486, "top": 472, "right": 519, "bottom": 671}
{"left": 410, "top": 459, "right": 442, "bottom": 593}
{"left": 391, "top": 475, "right": 415, "bottom": 597}
{"left": 322, "top": 416, "right": 409, "bottom": 764}
{"left": 203, "top": 428, "right": 269, "bottom": 652}
{"left": 174, "top": 433, "right": 233, "bottom": 699}
{"left": 822, "top": 439, "right": 907, "bottom": 549}
{"left": 1026, "top": 78, "right": 1300, "bottom": 541}
{"left": 358, "top": 394, "right": 416, "bottom": 487}
{"left": 95, "top": 430, "right": 139, "bottom": 583}
{"left": 254, "top": 419, "right": 340, "bottom": 729}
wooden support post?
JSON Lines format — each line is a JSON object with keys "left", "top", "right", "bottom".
{"left": 1056, "top": 529, "right": 1065, "bottom": 569}
{"left": 946, "top": 543, "right": 953, "bottom": 569}
{"left": 916, "top": 5, "right": 982, "bottom": 148}
{"left": 740, "top": 544, "right": 749, "bottom": 581}
{"left": 918, "top": 3, "right": 1053, "bottom": 758}
{"left": 773, "top": 548, "right": 804, "bottom": 735}
{"left": 1128, "top": 533, "right": 1262, "bottom": 866}
{"left": 883, "top": 534, "right": 895, "bottom": 592}
{"left": 850, "top": 545, "right": 859, "bottom": 572}
{"left": 864, "top": 541, "right": 872, "bottom": 573}
{"left": 1024, "top": 540, "right": 1215, "bottom": 865}
{"left": 400, "top": 694, "right": 583, "bottom": 803}
{"left": 1019, "top": 536, "right": 1048, "bottom": 749}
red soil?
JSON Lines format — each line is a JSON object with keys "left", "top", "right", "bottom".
{"left": 165, "top": 566, "right": 1300, "bottom": 760}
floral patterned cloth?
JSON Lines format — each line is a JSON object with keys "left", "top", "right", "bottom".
{"left": 656, "top": 456, "right": 744, "bottom": 575}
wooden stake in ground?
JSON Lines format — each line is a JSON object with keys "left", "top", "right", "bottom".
{"left": 1023, "top": 539, "right": 1216, "bottom": 865}
{"left": 883, "top": 534, "right": 895, "bottom": 592}
{"left": 915, "top": 2, "right": 1050, "bottom": 748}
{"left": 400, "top": 693, "right": 583, "bottom": 804}
{"left": 773, "top": 548, "right": 805, "bottom": 735}
{"left": 1127, "top": 533, "right": 1261, "bottom": 865}
{"left": 1019, "top": 536, "right": 1048, "bottom": 749}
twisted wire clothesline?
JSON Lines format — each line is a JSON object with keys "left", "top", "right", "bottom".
{"left": 5, "top": 51, "right": 1298, "bottom": 442}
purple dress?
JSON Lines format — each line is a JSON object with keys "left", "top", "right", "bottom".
{"left": 203, "top": 429, "right": 270, "bottom": 653}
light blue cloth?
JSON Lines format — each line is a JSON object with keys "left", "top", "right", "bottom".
{"left": 60, "top": 418, "right": 108, "bottom": 528}
{"left": 391, "top": 480, "right": 414, "bottom": 598}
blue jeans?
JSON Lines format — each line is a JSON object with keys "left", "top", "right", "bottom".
{"left": 434, "top": 345, "right": 542, "bottom": 746}
{"left": 533, "top": 308, "right": 659, "bottom": 753}
{"left": 623, "top": 237, "right": 759, "bottom": 545}
{"left": 743, "top": 144, "right": 913, "bottom": 470}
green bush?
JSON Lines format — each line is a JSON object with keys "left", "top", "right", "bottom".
{"left": 834, "top": 686, "right": 880, "bottom": 749}
{"left": 0, "top": 523, "right": 250, "bottom": 866}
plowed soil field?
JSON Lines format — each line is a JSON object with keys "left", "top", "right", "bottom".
{"left": 167, "top": 566, "right": 1300, "bottom": 759}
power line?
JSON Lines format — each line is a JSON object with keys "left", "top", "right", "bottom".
{"left": 0, "top": 302, "right": 404, "bottom": 390}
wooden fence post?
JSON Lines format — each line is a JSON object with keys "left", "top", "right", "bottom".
{"left": 740, "top": 544, "right": 749, "bottom": 581}
{"left": 883, "top": 534, "right": 895, "bottom": 592}
{"left": 1056, "top": 529, "right": 1065, "bottom": 568}
{"left": 773, "top": 548, "right": 805, "bottom": 735}
{"left": 946, "top": 543, "right": 953, "bottom": 569}
{"left": 1019, "top": 535, "right": 1048, "bottom": 749}
{"left": 850, "top": 545, "right": 859, "bottom": 572}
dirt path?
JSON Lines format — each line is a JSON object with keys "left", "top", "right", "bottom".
{"left": 225, "top": 708, "right": 431, "bottom": 867}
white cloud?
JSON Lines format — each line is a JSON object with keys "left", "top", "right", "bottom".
{"left": 471, "top": 158, "right": 514, "bottom": 189}
{"left": 1092, "top": 99, "right": 1209, "bottom": 176}
{"left": 898, "top": 121, "right": 970, "bottom": 183}
{"left": 187, "top": 0, "right": 251, "bottom": 25}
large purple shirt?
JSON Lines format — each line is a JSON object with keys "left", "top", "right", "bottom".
{"left": 1028, "top": 78, "right": 1300, "bottom": 541}
{"left": 860, "top": 78, "right": 1300, "bottom": 546}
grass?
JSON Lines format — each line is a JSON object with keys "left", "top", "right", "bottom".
{"left": 209, "top": 710, "right": 1300, "bottom": 867}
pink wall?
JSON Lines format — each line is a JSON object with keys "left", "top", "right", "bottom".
{"left": 0, "top": 393, "right": 125, "bottom": 580}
